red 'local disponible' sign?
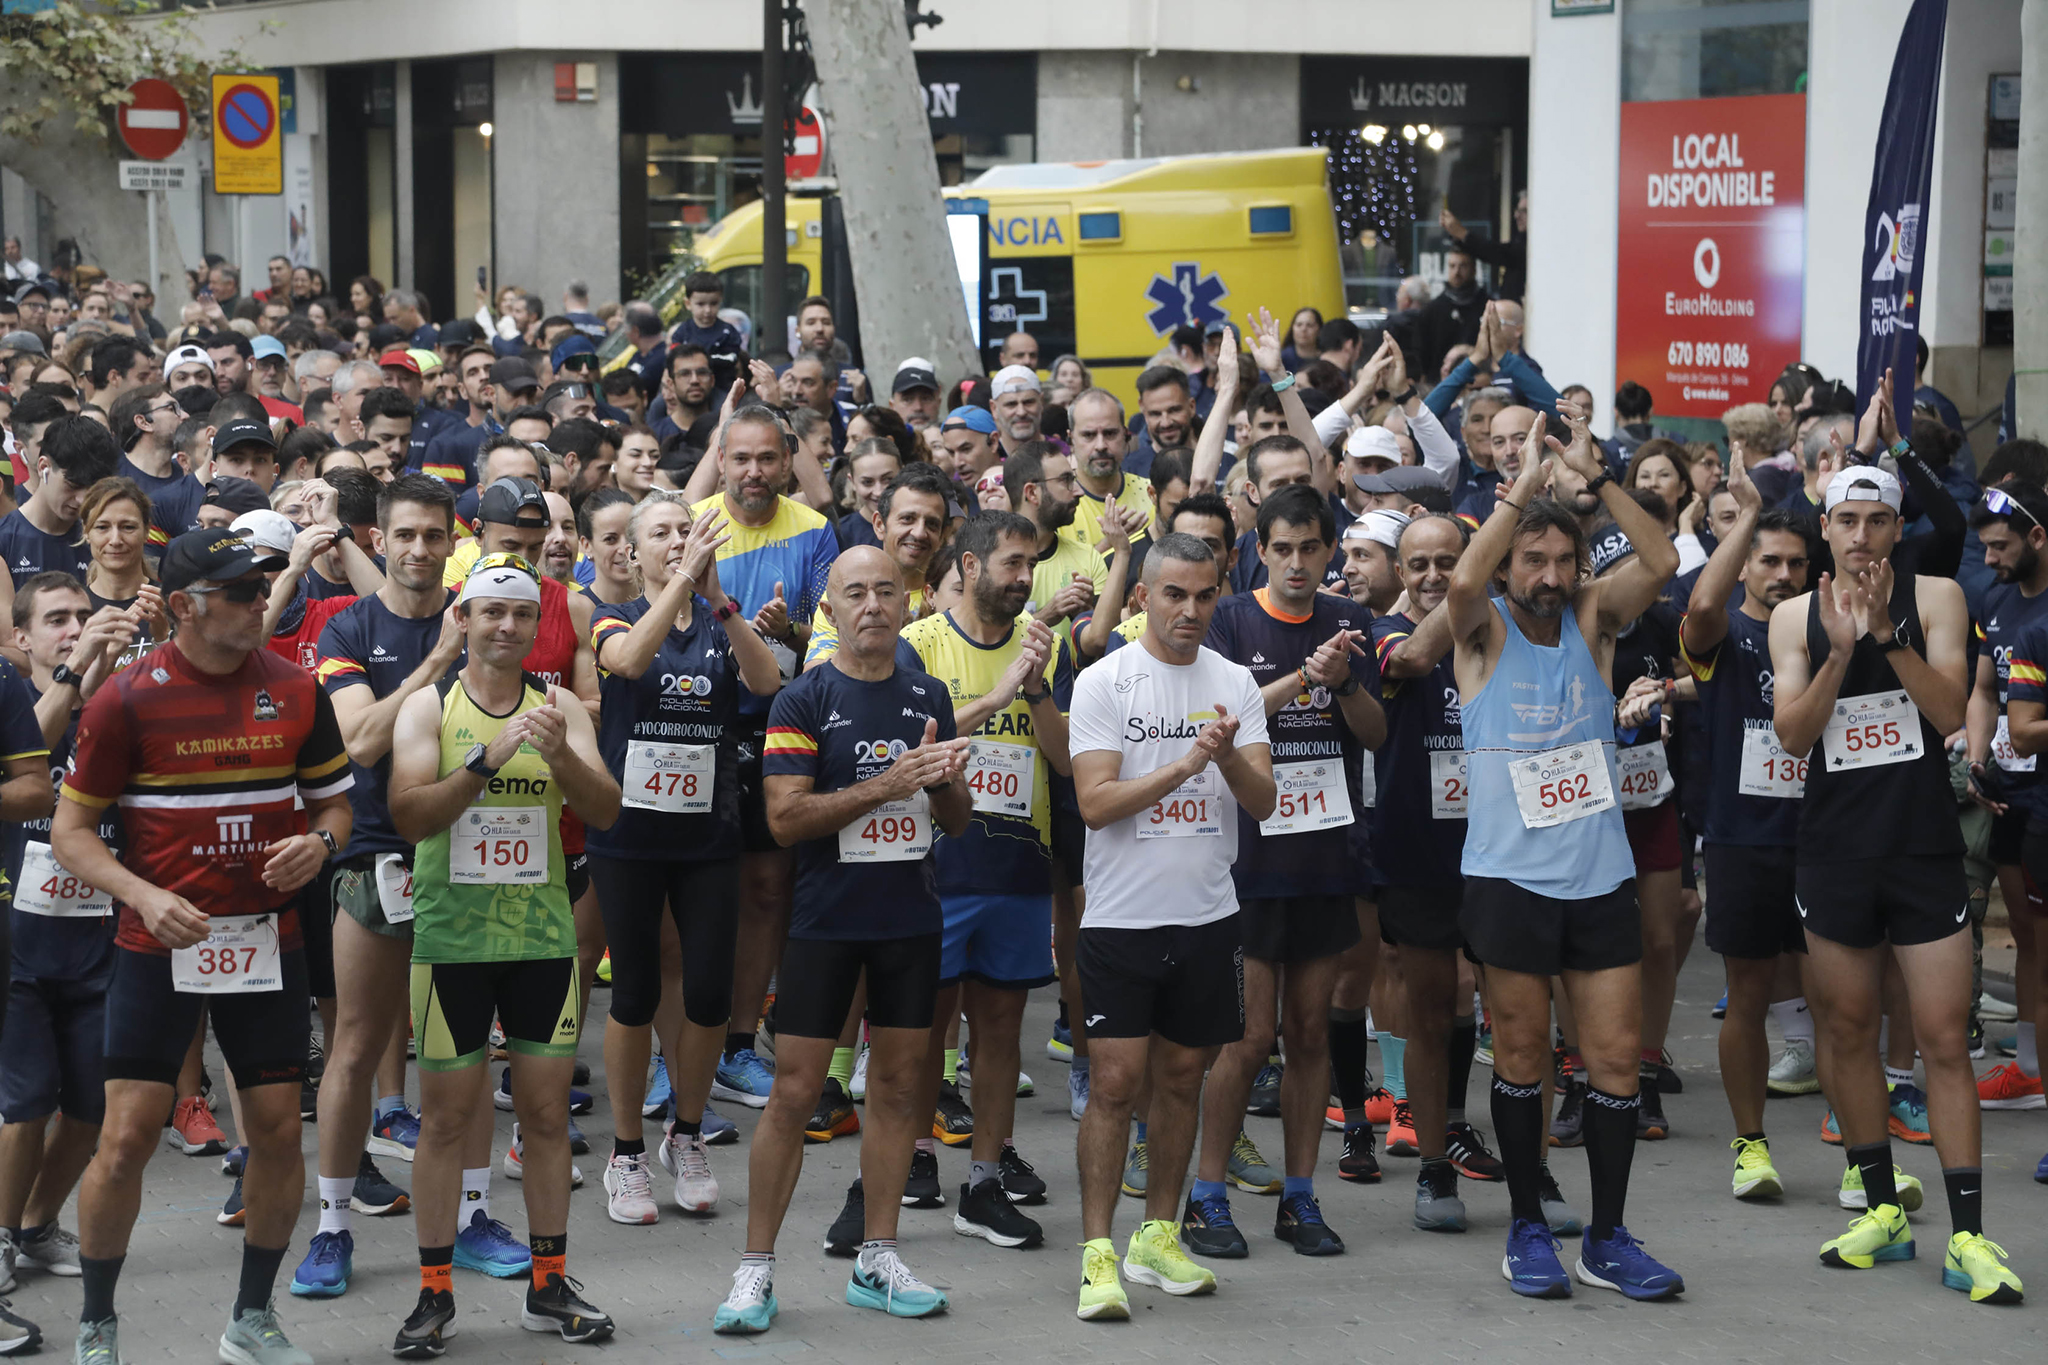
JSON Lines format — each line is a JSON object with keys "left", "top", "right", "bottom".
{"left": 1615, "top": 93, "right": 1806, "bottom": 420}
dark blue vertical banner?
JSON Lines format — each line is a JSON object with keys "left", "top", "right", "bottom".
{"left": 1858, "top": 0, "right": 1948, "bottom": 425}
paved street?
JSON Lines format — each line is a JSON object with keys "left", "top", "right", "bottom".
{"left": 20, "top": 952, "right": 2048, "bottom": 1363}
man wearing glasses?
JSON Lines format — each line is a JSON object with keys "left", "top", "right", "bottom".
{"left": 11, "top": 283, "right": 50, "bottom": 343}
{"left": 108, "top": 384, "right": 207, "bottom": 544}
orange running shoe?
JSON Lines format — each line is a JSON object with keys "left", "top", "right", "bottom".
{"left": 1365, "top": 1086, "right": 1396, "bottom": 1127}
{"left": 1976, "top": 1061, "right": 2047, "bottom": 1110}
{"left": 1385, "top": 1098, "right": 1419, "bottom": 1157}
{"left": 165, "top": 1094, "right": 228, "bottom": 1156}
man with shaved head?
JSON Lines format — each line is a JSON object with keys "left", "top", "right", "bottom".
{"left": 715, "top": 543, "right": 972, "bottom": 1333}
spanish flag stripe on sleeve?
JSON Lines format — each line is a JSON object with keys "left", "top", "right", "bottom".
{"left": 316, "top": 657, "right": 367, "bottom": 685}
{"left": 762, "top": 727, "right": 817, "bottom": 757}
{"left": 591, "top": 616, "right": 631, "bottom": 651}
{"left": 2011, "top": 659, "right": 2047, "bottom": 688}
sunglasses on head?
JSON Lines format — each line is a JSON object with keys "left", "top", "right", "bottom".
{"left": 1983, "top": 486, "right": 2041, "bottom": 533}
{"left": 473, "top": 551, "right": 540, "bottom": 580}
{"left": 184, "top": 578, "right": 268, "bottom": 604}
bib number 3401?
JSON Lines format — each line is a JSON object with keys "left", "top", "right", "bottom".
{"left": 1139, "top": 768, "right": 1222, "bottom": 840}
{"left": 1508, "top": 743, "right": 1616, "bottom": 829}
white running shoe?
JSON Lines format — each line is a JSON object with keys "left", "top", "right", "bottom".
{"left": 603, "top": 1151, "right": 659, "bottom": 1225}
{"left": 659, "top": 1128, "right": 720, "bottom": 1213}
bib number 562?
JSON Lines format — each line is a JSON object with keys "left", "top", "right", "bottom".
{"left": 1540, "top": 773, "right": 1594, "bottom": 808}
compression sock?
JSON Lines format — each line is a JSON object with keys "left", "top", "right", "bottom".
{"left": 235, "top": 1241, "right": 288, "bottom": 1317}
{"left": 1847, "top": 1141, "right": 1898, "bottom": 1212}
{"left": 1447, "top": 1017, "right": 1477, "bottom": 1124}
{"left": 1328, "top": 1008, "right": 1372, "bottom": 1122}
{"left": 1582, "top": 1086, "right": 1641, "bottom": 1241}
{"left": 1943, "top": 1166, "right": 1984, "bottom": 1236}
{"left": 419, "top": 1245, "right": 453, "bottom": 1297}
{"left": 1382, "top": 1035, "right": 1408, "bottom": 1100}
{"left": 1490, "top": 1075, "right": 1545, "bottom": 1225}
{"left": 828, "top": 1047, "right": 856, "bottom": 1086}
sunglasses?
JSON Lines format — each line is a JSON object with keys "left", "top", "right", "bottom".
{"left": 184, "top": 578, "right": 268, "bottom": 604}
{"left": 1983, "top": 486, "right": 2041, "bottom": 533}
{"left": 553, "top": 383, "right": 592, "bottom": 399}
{"left": 560, "top": 356, "right": 598, "bottom": 372}
{"left": 473, "top": 550, "right": 540, "bottom": 580}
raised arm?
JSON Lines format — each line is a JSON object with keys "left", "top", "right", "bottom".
{"left": 1448, "top": 417, "right": 1549, "bottom": 642}
{"left": 1680, "top": 453, "right": 1762, "bottom": 659}
{"left": 1189, "top": 327, "right": 1240, "bottom": 494}
{"left": 1247, "top": 307, "right": 1328, "bottom": 484}
{"left": 1771, "top": 587, "right": 1845, "bottom": 758}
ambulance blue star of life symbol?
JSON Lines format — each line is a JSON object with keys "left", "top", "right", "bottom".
{"left": 1145, "top": 262, "right": 1229, "bottom": 335}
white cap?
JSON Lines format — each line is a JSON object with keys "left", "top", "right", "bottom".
{"left": 895, "top": 356, "right": 936, "bottom": 376}
{"left": 1344, "top": 424, "right": 1403, "bottom": 467}
{"left": 457, "top": 561, "right": 542, "bottom": 607}
{"left": 229, "top": 509, "right": 299, "bottom": 554}
{"left": 991, "top": 364, "right": 1042, "bottom": 397}
{"left": 162, "top": 343, "right": 214, "bottom": 382}
{"left": 1343, "top": 508, "right": 1412, "bottom": 550}
{"left": 1823, "top": 464, "right": 1903, "bottom": 513}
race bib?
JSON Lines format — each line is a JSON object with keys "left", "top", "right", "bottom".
{"left": 13, "top": 842, "right": 109, "bottom": 918}
{"left": 965, "top": 741, "right": 1034, "bottom": 819}
{"left": 1508, "top": 743, "right": 1616, "bottom": 829}
{"left": 1615, "top": 741, "right": 1673, "bottom": 811}
{"left": 1994, "top": 715, "right": 2037, "bottom": 773}
{"left": 1429, "top": 749, "right": 1470, "bottom": 819}
{"left": 1261, "top": 759, "right": 1354, "bottom": 835}
{"left": 1359, "top": 756, "right": 1376, "bottom": 809}
{"left": 171, "top": 914, "right": 283, "bottom": 994}
{"left": 374, "top": 852, "right": 415, "bottom": 924}
{"left": 838, "top": 792, "right": 932, "bottom": 863}
{"left": 623, "top": 741, "right": 715, "bottom": 813}
{"left": 450, "top": 805, "right": 549, "bottom": 884}
{"left": 1820, "top": 690, "right": 1922, "bottom": 773}
{"left": 1138, "top": 767, "right": 1223, "bottom": 840}
{"left": 1738, "top": 726, "right": 1807, "bottom": 798}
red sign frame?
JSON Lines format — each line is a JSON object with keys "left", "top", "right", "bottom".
{"left": 1615, "top": 94, "right": 1806, "bottom": 420}
{"left": 118, "top": 77, "right": 189, "bottom": 161}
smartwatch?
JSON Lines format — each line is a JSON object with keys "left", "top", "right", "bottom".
{"left": 313, "top": 828, "right": 340, "bottom": 858}
{"left": 464, "top": 742, "right": 500, "bottom": 778}
{"left": 1334, "top": 675, "right": 1361, "bottom": 698}
{"left": 714, "top": 600, "right": 740, "bottom": 623}
{"left": 1586, "top": 471, "right": 1615, "bottom": 496}
{"left": 1020, "top": 687, "right": 1050, "bottom": 706}
{"left": 1270, "top": 373, "right": 1296, "bottom": 393}
{"left": 49, "top": 663, "right": 80, "bottom": 690}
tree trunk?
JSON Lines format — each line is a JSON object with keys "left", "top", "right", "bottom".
{"left": 802, "top": 0, "right": 979, "bottom": 385}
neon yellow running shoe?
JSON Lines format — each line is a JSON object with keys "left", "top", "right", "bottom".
{"left": 1730, "top": 1136, "right": 1782, "bottom": 1200}
{"left": 1819, "top": 1204, "right": 1913, "bottom": 1269}
{"left": 596, "top": 952, "right": 612, "bottom": 984}
{"left": 1943, "top": 1231, "right": 2023, "bottom": 1304}
{"left": 1123, "top": 1219, "right": 1216, "bottom": 1296}
{"left": 1076, "top": 1239, "right": 1129, "bottom": 1321}
{"left": 1837, "top": 1163, "right": 1924, "bottom": 1212}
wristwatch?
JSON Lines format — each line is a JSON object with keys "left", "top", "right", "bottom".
{"left": 1392, "top": 385, "right": 1417, "bottom": 404}
{"left": 714, "top": 600, "right": 740, "bottom": 622}
{"left": 1334, "top": 676, "right": 1361, "bottom": 698}
{"left": 49, "top": 663, "right": 80, "bottom": 690}
{"left": 1020, "top": 687, "right": 1050, "bottom": 705}
{"left": 464, "top": 742, "right": 500, "bottom": 778}
{"left": 312, "top": 829, "right": 339, "bottom": 858}
{"left": 1586, "top": 471, "right": 1615, "bottom": 496}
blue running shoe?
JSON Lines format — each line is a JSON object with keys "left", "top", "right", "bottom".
{"left": 1712, "top": 991, "right": 1727, "bottom": 1019}
{"left": 1069, "top": 1064, "right": 1090, "bottom": 1122}
{"left": 496, "top": 1068, "right": 593, "bottom": 1115}
{"left": 701, "top": 1104, "right": 738, "bottom": 1145}
{"left": 1887, "top": 1083, "right": 1932, "bottom": 1145}
{"left": 289, "top": 1229, "right": 353, "bottom": 1298}
{"left": 367, "top": 1107, "right": 419, "bottom": 1163}
{"left": 1502, "top": 1217, "right": 1572, "bottom": 1298}
{"left": 1047, "top": 1018, "right": 1073, "bottom": 1062}
{"left": 2036, "top": 1150, "right": 2048, "bottom": 1185}
{"left": 454, "top": 1208, "right": 531, "bottom": 1278}
{"left": 642, "top": 1058, "right": 673, "bottom": 1119}
{"left": 1575, "top": 1225, "right": 1684, "bottom": 1300}
{"left": 221, "top": 1145, "right": 247, "bottom": 1178}
{"left": 711, "top": 1049, "right": 775, "bottom": 1108}
{"left": 566, "top": 1115, "right": 589, "bottom": 1156}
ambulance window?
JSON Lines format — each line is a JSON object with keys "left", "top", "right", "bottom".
{"left": 1249, "top": 206, "right": 1293, "bottom": 236}
{"left": 1077, "top": 212, "right": 1121, "bottom": 242}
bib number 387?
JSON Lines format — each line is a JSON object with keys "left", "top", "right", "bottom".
{"left": 171, "top": 914, "right": 282, "bottom": 994}
{"left": 838, "top": 792, "right": 932, "bottom": 863}
{"left": 1509, "top": 743, "right": 1616, "bottom": 829}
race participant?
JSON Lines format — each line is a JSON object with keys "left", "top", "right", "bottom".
{"left": 1220, "top": 436, "right": 1346, "bottom": 596}
{"left": 691, "top": 408, "right": 839, "bottom": 1110}
{"left": 0, "top": 416, "right": 117, "bottom": 626}
{"left": 588, "top": 491, "right": 780, "bottom": 1225}
{"left": 442, "top": 438, "right": 549, "bottom": 580}
{"left": 1771, "top": 463, "right": 2019, "bottom": 1303}
{"left": 1340, "top": 510, "right": 1412, "bottom": 616}
{"left": 1004, "top": 441, "right": 1125, "bottom": 661}
{"left": 806, "top": 465, "right": 951, "bottom": 664}
{"left": 1964, "top": 480, "right": 2048, "bottom": 1111}
{"left": 539, "top": 492, "right": 579, "bottom": 587}
{"left": 835, "top": 439, "right": 901, "bottom": 552}
{"left": 1446, "top": 414, "right": 1684, "bottom": 1301}
{"left": 574, "top": 490, "right": 637, "bottom": 608}
{"left": 386, "top": 556, "right": 622, "bottom": 1353}
{"left": 713, "top": 547, "right": 970, "bottom": 1334}
{"left": 897, "top": 511, "right": 1071, "bottom": 1248}
{"left": 1068, "top": 533, "right": 1274, "bottom": 1322}
{"left": 1678, "top": 459, "right": 1820, "bottom": 1201}
{"left": 1065, "top": 390, "right": 1156, "bottom": 550}
{"left": 1183, "top": 485, "right": 1382, "bottom": 1260}
{"left": 54, "top": 528, "right": 353, "bottom": 1365}
{"left": 297, "top": 476, "right": 480, "bottom": 1300}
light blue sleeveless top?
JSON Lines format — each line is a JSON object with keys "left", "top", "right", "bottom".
{"left": 1460, "top": 597, "right": 1634, "bottom": 897}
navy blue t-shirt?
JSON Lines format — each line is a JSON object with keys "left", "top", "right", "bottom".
{"left": 1227, "top": 528, "right": 1347, "bottom": 596}
{"left": 0, "top": 502, "right": 91, "bottom": 588}
{"left": 1368, "top": 611, "right": 1468, "bottom": 885}
{"left": 1205, "top": 589, "right": 1375, "bottom": 898}
{"left": 1681, "top": 605, "right": 1801, "bottom": 847}
{"left": 836, "top": 512, "right": 882, "bottom": 552}
{"left": 587, "top": 595, "right": 750, "bottom": 862}
{"left": 1979, "top": 577, "right": 2048, "bottom": 809}
{"left": 8, "top": 681, "right": 116, "bottom": 983}
{"left": 316, "top": 591, "right": 456, "bottom": 859}
{"left": 762, "top": 660, "right": 957, "bottom": 940}
{"left": 116, "top": 457, "right": 205, "bottom": 543}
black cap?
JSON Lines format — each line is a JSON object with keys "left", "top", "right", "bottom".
{"left": 213, "top": 416, "right": 276, "bottom": 453}
{"left": 202, "top": 477, "right": 270, "bottom": 517}
{"left": 366, "top": 322, "right": 406, "bottom": 350}
{"left": 476, "top": 476, "right": 548, "bottom": 527}
{"left": 892, "top": 365, "right": 939, "bottom": 396}
{"left": 488, "top": 357, "right": 539, "bottom": 394}
{"left": 160, "top": 527, "right": 288, "bottom": 593}
{"left": 10, "top": 281, "right": 49, "bottom": 306}
{"left": 1351, "top": 466, "right": 1448, "bottom": 496}
{"left": 437, "top": 318, "right": 483, "bottom": 347}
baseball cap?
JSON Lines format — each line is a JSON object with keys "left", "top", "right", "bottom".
{"left": 1824, "top": 464, "right": 1904, "bottom": 513}
{"left": 488, "top": 357, "right": 539, "bottom": 395}
{"left": 229, "top": 508, "right": 300, "bottom": 554}
{"left": 159, "top": 527, "right": 288, "bottom": 593}
{"left": 1352, "top": 465, "right": 1446, "bottom": 497}
{"left": 213, "top": 416, "right": 277, "bottom": 453}
{"left": 10, "top": 282, "right": 49, "bottom": 307}
{"left": 202, "top": 478, "right": 270, "bottom": 518}
{"left": 1344, "top": 508, "right": 1411, "bottom": 550}
{"left": 377, "top": 349, "right": 421, "bottom": 376}
{"left": 408, "top": 347, "right": 442, "bottom": 375}
{"left": 940, "top": 406, "right": 998, "bottom": 436}
{"left": 991, "top": 365, "right": 1041, "bottom": 398}
{"left": 457, "top": 552, "right": 543, "bottom": 607}
{"left": 0, "top": 331, "right": 45, "bottom": 356}
{"left": 476, "top": 476, "right": 549, "bottom": 527}
{"left": 162, "top": 344, "right": 214, "bottom": 382}
{"left": 550, "top": 334, "right": 598, "bottom": 369}
{"left": 1203, "top": 319, "right": 1230, "bottom": 338}
{"left": 437, "top": 318, "right": 484, "bottom": 348}
{"left": 892, "top": 359, "right": 939, "bottom": 395}
{"left": 250, "top": 335, "right": 287, "bottom": 362}
{"left": 1344, "top": 425, "right": 1404, "bottom": 467}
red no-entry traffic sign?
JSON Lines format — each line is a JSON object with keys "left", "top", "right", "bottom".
{"left": 118, "top": 78, "right": 189, "bottom": 161}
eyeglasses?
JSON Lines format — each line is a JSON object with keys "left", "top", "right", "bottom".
{"left": 473, "top": 550, "right": 540, "bottom": 580}
{"left": 183, "top": 578, "right": 268, "bottom": 604}
{"left": 145, "top": 402, "right": 182, "bottom": 420}
{"left": 1983, "top": 486, "right": 2041, "bottom": 533}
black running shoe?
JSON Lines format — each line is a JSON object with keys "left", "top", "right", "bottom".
{"left": 1180, "top": 1191, "right": 1249, "bottom": 1259}
{"left": 1549, "top": 1075, "right": 1586, "bottom": 1148}
{"left": 901, "top": 1149, "right": 945, "bottom": 1208}
{"left": 932, "top": 1081, "right": 974, "bottom": 1146}
{"left": 1275, "top": 1191, "right": 1345, "bottom": 1256}
{"left": 824, "top": 1178, "right": 864, "bottom": 1256}
{"left": 805, "top": 1078, "right": 859, "bottom": 1143}
{"left": 521, "top": 1273, "right": 613, "bottom": 1344}
{"left": 571, "top": 1058, "right": 591, "bottom": 1087}
{"left": 353, "top": 1151, "right": 411, "bottom": 1215}
{"left": 393, "top": 1288, "right": 456, "bottom": 1358}
{"left": 953, "top": 1178, "right": 1044, "bottom": 1248}
{"left": 1445, "top": 1121, "right": 1506, "bottom": 1182}
{"left": 1637, "top": 1075, "right": 1670, "bottom": 1140}
{"left": 1337, "top": 1124, "right": 1381, "bottom": 1184}
{"left": 300, "top": 1073, "right": 319, "bottom": 1122}
{"left": 1653, "top": 1050, "right": 1684, "bottom": 1095}
{"left": 1247, "top": 1058, "right": 1283, "bottom": 1117}
{"left": 998, "top": 1145, "right": 1047, "bottom": 1204}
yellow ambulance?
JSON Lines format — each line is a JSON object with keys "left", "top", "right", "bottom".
{"left": 660, "top": 146, "right": 1345, "bottom": 409}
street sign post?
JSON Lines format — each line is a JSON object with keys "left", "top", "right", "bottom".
{"left": 119, "top": 161, "right": 188, "bottom": 191}
{"left": 211, "top": 73, "right": 283, "bottom": 195}
{"left": 118, "top": 78, "right": 189, "bottom": 160}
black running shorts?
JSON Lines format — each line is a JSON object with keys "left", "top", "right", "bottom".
{"left": 1459, "top": 877, "right": 1642, "bottom": 977}
{"left": 1376, "top": 880, "right": 1467, "bottom": 952}
{"left": 1238, "top": 895, "right": 1359, "bottom": 965}
{"left": 1077, "top": 914, "right": 1245, "bottom": 1049}
{"left": 104, "top": 944, "right": 309, "bottom": 1089}
{"left": 775, "top": 932, "right": 942, "bottom": 1038}
{"left": 1794, "top": 855, "right": 1969, "bottom": 950}
{"left": 1703, "top": 842, "right": 1805, "bottom": 960}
